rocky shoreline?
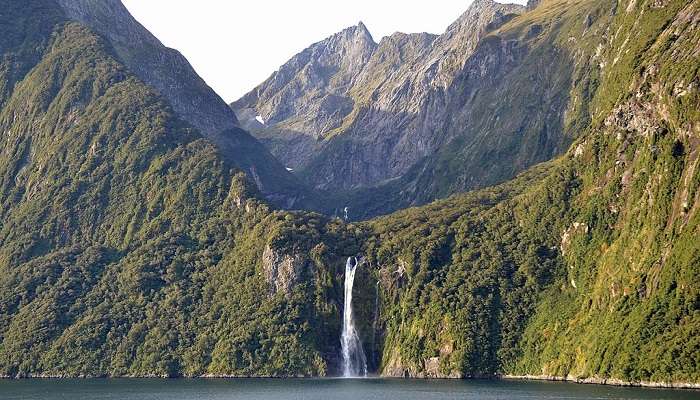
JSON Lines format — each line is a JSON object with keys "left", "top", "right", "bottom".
{"left": 3, "top": 372, "right": 698, "bottom": 390}
{"left": 0, "top": 374, "right": 312, "bottom": 379}
{"left": 503, "top": 374, "right": 700, "bottom": 390}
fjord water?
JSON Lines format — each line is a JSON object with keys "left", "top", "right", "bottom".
{"left": 341, "top": 257, "right": 367, "bottom": 377}
{"left": 1, "top": 379, "right": 697, "bottom": 400}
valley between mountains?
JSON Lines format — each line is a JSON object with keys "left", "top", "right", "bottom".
{"left": 0, "top": 0, "right": 698, "bottom": 387}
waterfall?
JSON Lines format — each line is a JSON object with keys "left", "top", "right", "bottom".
{"left": 341, "top": 257, "right": 367, "bottom": 377}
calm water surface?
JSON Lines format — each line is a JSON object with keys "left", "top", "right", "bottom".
{"left": 0, "top": 378, "right": 697, "bottom": 400}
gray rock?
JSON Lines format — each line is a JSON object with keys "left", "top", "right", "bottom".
{"left": 234, "top": 0, "right": 570, "bottom": 218}
{"left": 261, "top": 245, "right": 311, "bottom": 296}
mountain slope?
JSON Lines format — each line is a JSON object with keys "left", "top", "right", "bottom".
{"left": 234, "top": 22, "right": 378, "bottom": 176}
{"left": 56, "top": 0, "right": 238, "bottom": 135}
{"left": 54, "top": 0, "right": 314, "bottom": 208}
{"left": 0, "top": 0, "right": 353, "bottom": 378}
{"left": 0, "top": 0, "right": 697, "bottom": 386}
{"left": 355, "top": 0, "right": 700, "bottom": 383}
{"left": 237, "top": 0, "right": 592, "bottom": 218}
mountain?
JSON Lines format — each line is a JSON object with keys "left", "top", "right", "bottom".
{"left": 57, "top": 0, "right": 238, "bottom": 135}
{"left": 0, "top": 0, "right": 698, "bottom": 386}
{"left": 235, "top": 0, "right": 575, "bottom": 217}
{"left": 358, "top": 0, "right": 700, "bottom": 382}
{"left": 54, "top": 0, "right": 315, "bottom": 208}
{"left": 234, "top": 21, "right": 378, "bottom": 177}
{"left": 0, "top": 0, "right": 352, "bottom": 377}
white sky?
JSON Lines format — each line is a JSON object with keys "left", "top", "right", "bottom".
{"left": 122, "top": 0, "right": 525, "bottom": 103}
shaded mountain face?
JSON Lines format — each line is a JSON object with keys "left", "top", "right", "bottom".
{"left": 234, "top": 0, "right": 552, "bottom": 216}
{"left": 54, "top": 0, "right": 313, "bottom": 208}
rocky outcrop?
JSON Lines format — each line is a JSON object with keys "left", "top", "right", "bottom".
{"left": 560, "top": 222, "right": 589, "bottom": 255}
{"left": 526, "top": 0, "right": 542, "bottom": 11}
{"left": 261, "top": 245, "right": 311, "bottom": 296}
{"left": 383, "top": 350, "right": 463, "bottom": 379}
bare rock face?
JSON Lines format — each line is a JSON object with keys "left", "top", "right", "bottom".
{"left": 237, "top": 22, "right": 376, "bottom": 134}
{"left": 261, "top": 245, "right": 311, "bottom": 296}
{"left": 234, "top": 1, "right": 526, "bottom": 188}
{"left": 235, "top": 0, "right": 589, "bottom": 219}
{"left": 526, "top": 0, "right": 542, "bottom": 11}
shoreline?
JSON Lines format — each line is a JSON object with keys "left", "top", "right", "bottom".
{"left": 1, "top": 373, "right": 698, "bottom": 390}
{"left": 503, "top": 374, "right": 700, "bottom": 390}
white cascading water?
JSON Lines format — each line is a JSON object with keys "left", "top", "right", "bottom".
{"left": 341, "top": 257, "right": 367, "bottom": 377}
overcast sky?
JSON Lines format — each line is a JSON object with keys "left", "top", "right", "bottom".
{"left": 122, "top": 1, "right": 525, "bottom": 103}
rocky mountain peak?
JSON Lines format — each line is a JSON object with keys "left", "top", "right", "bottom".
{"left": 355, "top": 21, "right": 373, "bottom": 40}
{"left": 233, "top": 0, "right": 531, "bottom": 199}
{"left": 326, "top": 21, "right": 377, "bottom": 54}
{"left": 445, "top": 0, "right": 526, "bottom": 38}
{"left": 232, "top": 21, "right": 379, "bottom": 134}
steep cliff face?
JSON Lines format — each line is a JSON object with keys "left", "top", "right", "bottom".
{"left": 512, "top": 0, "right": 700, "bottom": 383}
{"left": 55, "top": 0, "right": 313, "bottom": 208}
{"left": 360, "top": 0, "right": 700, "bottom": 384}
{"left": 236, "top": 0, "right": 584, "bottom": 217}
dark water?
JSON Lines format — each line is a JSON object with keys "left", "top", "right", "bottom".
{"left": 0, "top": 378, "right": 697, "bottom": 400}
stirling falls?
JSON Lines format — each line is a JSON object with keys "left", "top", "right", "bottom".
{"left": 0, "top": 0, "right": 699, "bottom": 388}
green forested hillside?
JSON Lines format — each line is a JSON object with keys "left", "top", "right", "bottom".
{"left": 0, "top": 0, "right": 356, "bottom": 378}
{"left": 0, "top": 0, "right": 697, "bottom": 386}
{"left": 362, "top": 0, "right": 700, "bottom": 384}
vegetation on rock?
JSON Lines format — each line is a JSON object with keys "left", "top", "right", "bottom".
{"left": 0, "top": 0, "right": 697, "bottom": 386}
{"left": 359, "top": 0, "right": 700, "bottom": 383}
